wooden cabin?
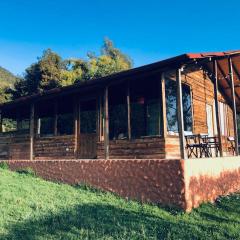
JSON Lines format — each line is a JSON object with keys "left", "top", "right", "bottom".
{"left": 1, "top": 51, "right": 240, "bottom": 211}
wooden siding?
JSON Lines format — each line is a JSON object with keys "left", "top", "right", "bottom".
{"left": 0, "top": 67, "right": 235, "bottom": 160}
{"left": 0, "top": 133, "right": 30, "bottom": 160}
{"left": 34, "top": 135, "right": 75, "bottom": 160}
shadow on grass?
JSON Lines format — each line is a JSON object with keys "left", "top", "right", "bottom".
{"left": 2, "top": 201, "right": 240, "bottom": 240}
{"left": 0, "top": 203, "right": 198, "bottom": 240}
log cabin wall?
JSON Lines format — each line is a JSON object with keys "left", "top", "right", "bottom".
{"left": 34, "top": 135, "right": 75, "bottom": 160}
{"left": 97, "top": 137, "right": 166, "bottom": 159}
{"left": 181, "top": 68, "right": 234, "bottom": 154}
{"left": 97, "top": 67, "right": 235, "bottom": 159}
{"left": 0, "top": 68, "right": 235, "bottom": 160}
{"left": 0, "top": 132, "right": 30, "bottom": 160}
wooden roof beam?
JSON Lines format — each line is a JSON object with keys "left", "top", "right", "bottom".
{"left": 217, "top": 62, "right": 240, "bottom": 103}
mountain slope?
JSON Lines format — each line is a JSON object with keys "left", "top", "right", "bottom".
{"left": 0, "top": 66, "right": 17, "bottom": 88}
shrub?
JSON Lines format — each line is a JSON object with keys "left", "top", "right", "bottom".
{"left": 16, "top": 167, "right": 36, "bottom": 177}
{"left": 0, "top": 161, "right": 9, "bottom": 170}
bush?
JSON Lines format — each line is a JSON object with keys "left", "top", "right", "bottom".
{"left": 0, "top": 161, "right": 9, "bottom": 170}
{"left": 16, "top": 167, "right": 36, "bottom": 177}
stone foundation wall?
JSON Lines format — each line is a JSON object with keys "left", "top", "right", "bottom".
{"left": 6, "top": 159, "right": 186, "bottom": 209}
{"left": 3, "top": 157, "right": 240, "bottom": 211}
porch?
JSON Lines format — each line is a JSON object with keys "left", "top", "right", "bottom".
{"left": 0, "top": 52, "right": 239, "bottom": 161}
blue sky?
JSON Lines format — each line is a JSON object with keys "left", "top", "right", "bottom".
{"left": 0, "top": 0, "right": 240, "bottom": 76}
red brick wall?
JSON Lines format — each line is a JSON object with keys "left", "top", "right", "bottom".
{"left": 6, "top": 159, "right": 186, "bottom": 209}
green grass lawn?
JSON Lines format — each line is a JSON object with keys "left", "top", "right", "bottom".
{"left": 0, "top": 168, "right": 240, "bottom": 240}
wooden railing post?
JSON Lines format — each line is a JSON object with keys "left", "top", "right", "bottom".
{"left": 54, "top": 100, "right": 58, "bottom": 136}
{"left": 213, "top": 60, "right": 223, "bottom": 157}
{"left": 161, "top": 73, "right": 167, "bottom": 137}
{"left": 228, "top": 57, "right": 239, "bottom": 155}
{"left": 30, "top": 103, "right": 35, "bottom": 161}
{"left": 176, "top": 68, "right": 187, "bottom": 159}
{"left": 127, "top": 81, "right": 131, "bottom": 140}
{"left": 0, "top": 109, "right": 2, "bottom": 133}
{"left": 74, "top": 97, "right": 80, "bottom": 158}
{"left": 104, "top": 87, "right": 109, "bottom": 159}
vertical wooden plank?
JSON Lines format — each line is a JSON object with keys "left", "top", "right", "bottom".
{"left": 228, "top": 57, "right": 239, "bottom": 155}
{"left": 37, "top": 118, "right": 41, "bottom": 136}
{"left": 104, "top": 87, "right": 109, "bottom": 159}
{"left": 74, "top": 97, "right": 80, "bottom": 158}
{"left": 161, "top": 73, "right": 167, "bottom": 137}
{"left": 30, "top": 103, "right": 35, "bottom": 161}
{"left": 0, "top": 109, "right": 2, "bottom": 133}
{"left": 176, "top": 68, "right": 187, "bottom": 159}
{"left": 54, "top": 100, "right": 58, "bottom": 136}
{"left": 127, "top": 81, "right": 131, "bottom": 139}
{"left": 96, "top": 96, "right": 100, "bottom": 142}
{"left": 99, "top": 95, "right": 103, "bottom": 141}
{"left": 213, "top": 60, "right": 223, "bottom": 157}
{"left": 16, "top": 110, "right": 21, "bottom": 131}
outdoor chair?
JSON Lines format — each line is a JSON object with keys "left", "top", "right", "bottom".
{"left": 201, "top": 135, "right": 220, "bottom": 157}
{"left": 227, "top": 136, "right": 235, "bottom": 155}
{"left": 185, "top": 133, "right": 201, "bottom": 158}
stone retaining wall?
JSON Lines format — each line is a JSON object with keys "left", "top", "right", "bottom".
{"left": 3, "top": 157, "right": 240, "bottom": 211}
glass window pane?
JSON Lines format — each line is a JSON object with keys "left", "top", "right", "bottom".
{"left": 165, "top": 73, "right": 193, "bottom": 132}
{"left": 109, "top": 83, "right": 128, "bottom": 140}
{"left": 40, "top": 117, "right": 54, "bottom": 135}
{"left": 130, "top": 76, "right": 161, "bottom": 138}
{"left": 58, "top": 114, "right": 74, "bottom": 135}
{"left": 80, "top": 100, "right": 96, "bottom": 134}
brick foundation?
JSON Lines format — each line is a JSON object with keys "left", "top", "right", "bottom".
{"left": 3, "top": 157, "right": 240, "bottom": 211}
{"left": 6, "top": 159, "right": 186, "bottom": 209}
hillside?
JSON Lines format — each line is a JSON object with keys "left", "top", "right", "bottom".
{"left": 0, "top": 66, "right": 17, "bottom": 89}
{"left": 0, "top": 166, "right": 239, "bottom": 239}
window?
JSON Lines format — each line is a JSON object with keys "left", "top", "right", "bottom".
{"left": 80, "top": 100, "right": 96, "bottom": 134}
{"left": 40, "top": 117, "right": 54, "bottom": 135}
{"left": 165, "top": 74, "right": 193, "bottom": 133}
{"left": 219, "top": 101, "right": 228, "bottom": 136}
{"left": 58, "top": 114, "right": 74, "bottom": 135}
{"left": 2, "top": 118, "right": 17, "bottom": 132}
{"left": 109, "top": 83, "right": 128, "bottom": 140}
{"left": 57, "top": 98, "right": 74, "bottom": 135}
{"left": 130, "top": 76, "right": 161, "bottom": 138}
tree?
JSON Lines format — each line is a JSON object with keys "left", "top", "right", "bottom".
{"left": 8, "top": 49, "right": 63, "bottom": 99}
{"left": 7, "top": 39, "right": 132, "bottom": 100}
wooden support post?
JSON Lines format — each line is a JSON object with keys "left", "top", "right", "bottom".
{"left": 16, "top": 110, "right": 21, "bottom": 131}
{"left": 176, "top": 68, "right": 187, "bottom": 159}
{"left": 213, "top": 60, "right": 223, "bottom": 157}
{"left": 228, "top": 57, "right": 239, "bottom": 155}
{"left": 161, "top": 73, "right": 167, "bottom": 137}
{"left": 127, "top": 81, "right": 131, "bottom": 139}
{"left": 104, "top": 87, "right": 109, "bottom": 159}
{"left": 74, "top": 98, "right": 80, "bottom": 158}
{"left": 0, "top": 109, "right": 2, "bottom": 133}
{"left": 54, "top": 100, "right": 58, "bottom": 136}
{"left": 30, "top": 103, "right": 35, "bottom": 161}
{"left": 99, "top": 95, "right": 103, "bottom": 141}
{"left": 37, "top": 118, "right": 41, "bottom": 136}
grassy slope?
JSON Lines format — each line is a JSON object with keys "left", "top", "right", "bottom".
{"left": 0, "top": 169, "right": 240, "bottom": 240}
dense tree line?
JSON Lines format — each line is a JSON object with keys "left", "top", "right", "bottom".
{"left": 5, "top": 39, "right": 132, "bottom": 100}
